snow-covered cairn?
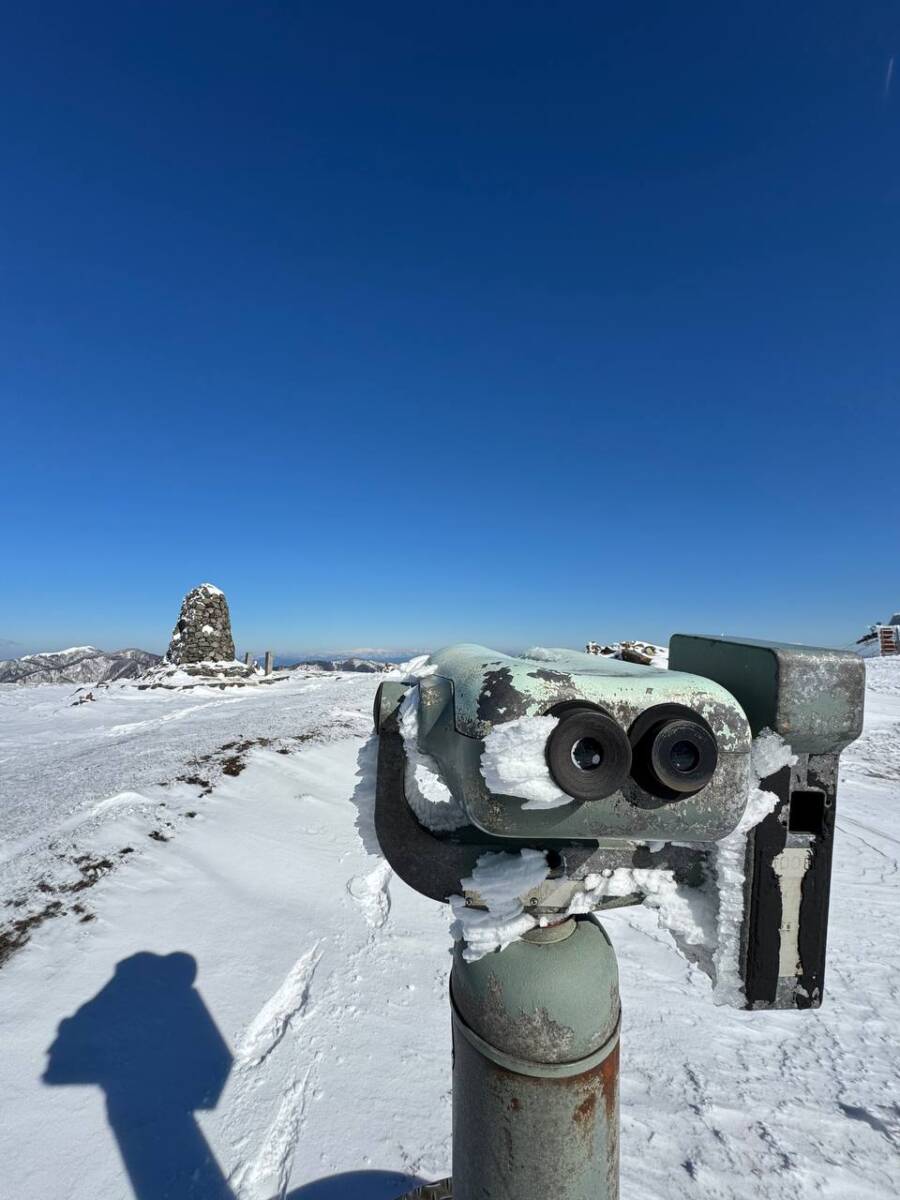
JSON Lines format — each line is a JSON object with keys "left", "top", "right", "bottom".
{"left": 164, "top": 583, "right": 236, "bottom": 665}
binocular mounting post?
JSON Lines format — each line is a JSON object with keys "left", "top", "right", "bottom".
{"left": 399, "top": 914, "right": 621, "bottom": 1200}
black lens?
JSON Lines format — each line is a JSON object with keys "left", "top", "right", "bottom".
{"left": 571, "top": 737, "right": 605, "bottom": 771}
{"left": 670, "top": 739, "right": 700, "bottom": 774}
{"left": 545, "top": 708, "right": 632, "bottom": 802}
{"left": 647, "top": 718, "right": 718, "bottom": 794}
{"left": 628, "top": 705, "right": 720, "bottom": 801}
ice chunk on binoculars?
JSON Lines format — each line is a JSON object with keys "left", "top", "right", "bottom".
{"left": 450, "top": 849, "right": 550, "bottom": 962}
{"left": 480, "top": 714, "right": 573, "bottom": 809}
{"left": 395, "top": 653, "right": 438, "bottom": 680}
{"left": 398, "top": 685, "right": 468, "bottom": 832}
{"left": 711, "top": 728, "right": 799, "bottom": 1005}
{"left": 750, "top": 727, "right": 799, "bottom": 783}
{"left": 567, "top": 867, "right": 716, "bottom": 956}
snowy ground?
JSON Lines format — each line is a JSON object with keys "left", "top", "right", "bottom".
{"left": 2, "top": 660, "right": 900, "bottom": 1198}
{"left": 0, "top": 673, "right": 374, "bottom": 920}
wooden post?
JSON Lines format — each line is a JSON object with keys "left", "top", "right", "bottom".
{"left": 243, "top": 651, "right": 251, "bottom": 666}
{"left": 264, "top": 651, "right": 274, "bottom": 675}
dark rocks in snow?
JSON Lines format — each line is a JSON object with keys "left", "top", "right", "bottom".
{"left": 585, "top": 639, "right": 666, "bottom": 666}
{"left": 164, "top": 584, "right": 236, "bottom": 665}
{"left": 177, "top": 662, "right": 252, "bottom": 679}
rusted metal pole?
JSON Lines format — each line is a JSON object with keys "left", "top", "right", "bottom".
{"left": 450, "top": 916, "right": 620, "bottom": 1200}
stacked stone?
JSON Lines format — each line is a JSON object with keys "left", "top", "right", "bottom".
{"left": 164, "top": 583, "right": 236, "bottom": 665}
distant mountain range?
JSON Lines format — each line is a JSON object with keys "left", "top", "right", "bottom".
{"left": 0, "top": 646, "right": 396, "bottom": 685}
{"left": 0, "top": 646, "right": 161, "bottom": 686}
{"left": 287, "top": 657, "right": 397, "bottom": 674}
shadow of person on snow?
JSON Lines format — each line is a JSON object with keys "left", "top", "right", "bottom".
{"left": 44, "top": 951, "right": 233, "bottom": 1199}
{"left": 43, "top": 951, "right": 426, "bottom": 1200}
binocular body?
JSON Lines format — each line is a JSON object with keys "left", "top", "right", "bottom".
{"left": 374, "top": 634, "right": 865, "bottom": 1010}
{"left": 408, "top": 643, "right": 751, "bottom": 843}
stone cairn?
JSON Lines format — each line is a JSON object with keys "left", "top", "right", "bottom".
{"left": 164, "top": 583, "right": 237, "bottom": 665}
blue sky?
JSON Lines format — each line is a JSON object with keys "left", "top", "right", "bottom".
{"left": 1, "top": 2, "right": 897, "bottom": 655}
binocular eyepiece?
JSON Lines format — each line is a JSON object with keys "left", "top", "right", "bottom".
{"left": 544, "top": 704, "right": 719, "bottom": 803}
{"left": 543, "top": 708, "right": 631, "bottom": 802}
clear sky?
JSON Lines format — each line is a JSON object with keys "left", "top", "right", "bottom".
{"left": 1, "top": 2, "right": 898, "bottom": 656}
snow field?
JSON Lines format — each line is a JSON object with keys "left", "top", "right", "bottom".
{"left": 1, "top": 659, "right": 899, "bottom": 1198}
{"left": 3, "top": 730, "right": 450, "bottom": 1198}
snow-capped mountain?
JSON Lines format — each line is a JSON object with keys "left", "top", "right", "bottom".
{"left": 0, "top": 646, "right": 160, "bottom": 686}
{"left": 289, "top": 656, "right": 398, "bottom": 673}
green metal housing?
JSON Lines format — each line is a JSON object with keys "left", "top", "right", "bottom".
{"left": 416, "top": 644, "right": 752, "bottom": 843}
{"left": 668, "top": 634, "right": 864, "bottom": 753}
{"left": 669, "top": 633, "right": 866, "bottom": 1009}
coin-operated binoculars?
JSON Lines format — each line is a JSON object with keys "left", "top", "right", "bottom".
{"left": 373, "top": 636, "right": 865, "bottom": 1200}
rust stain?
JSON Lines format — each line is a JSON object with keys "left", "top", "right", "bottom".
{"left": 600, "top": 1042, "right": 619, "bottom": 1122}
{"left": 601, "top": 1042, "right": 620, "bottom": 1187}
{"left": 481, "top": 1044, "right": 619, "bottom": 1192}
{"left": 488, "top": 1040, "right": 619, "bottom": 1097}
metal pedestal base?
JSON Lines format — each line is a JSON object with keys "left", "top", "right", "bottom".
{"left": 399, "top": 1182, "right": 453, "bottom": 1198}
{"left": 399, "top": 917, "right": 621, "bottom": 1200}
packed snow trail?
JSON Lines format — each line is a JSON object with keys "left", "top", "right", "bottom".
{"left": 3, "top": 733, "right": 447, "bottom": 1198}
{"left": 0, "top": 672, "right": 379, "bottom": 935}
{"left": 1, "top": 660, "right": 900, "bottom": 1197}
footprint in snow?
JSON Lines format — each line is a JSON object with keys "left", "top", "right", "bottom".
{"left": 347, "top": 859, "right": 393, "bottom": 929}
{"left": 230, "top": 1060, "right": 318, "bottom": 1200}
{"left": 235, "top": 941, "right": 322, "bottom": 1069}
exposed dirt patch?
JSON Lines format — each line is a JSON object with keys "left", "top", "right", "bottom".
{"left": 169, "top": 734, "right": 286, "bottom": 790}
{"left": 0, "top": 847, "right": 131, "bottom": 966}
{"left": 176, "top": 773, "right": 212, "bottom": 794}
{"left": 0, "top": 902, "right": 64, "bottom": 966}
{"left": 220, "top": 737, "right": 269, "bottom": 754}
{"left": 169, "top": 728, "right": 345, "bottom": 795}
{"left": 61, "top": 856, "right": 115, "bottom": 894}
{"left": 217, "top": 736, "right": 278, "bottom": 777}
{"left": 2, "top": 722, "right": 343, "bottom": 970}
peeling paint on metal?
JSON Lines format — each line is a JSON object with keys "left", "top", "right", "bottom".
{"left": 422, "top": 644, "right": 753, "bottom": 842}
{"left": 479, "top": 972, "right": 577, "bottom": 1062}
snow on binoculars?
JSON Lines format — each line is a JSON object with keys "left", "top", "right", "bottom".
{"left": 380, "top": 643, "right": 750, "bottom": 842}
{"left": 374, "top": 635, "right": 864, "bottom": 1010}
